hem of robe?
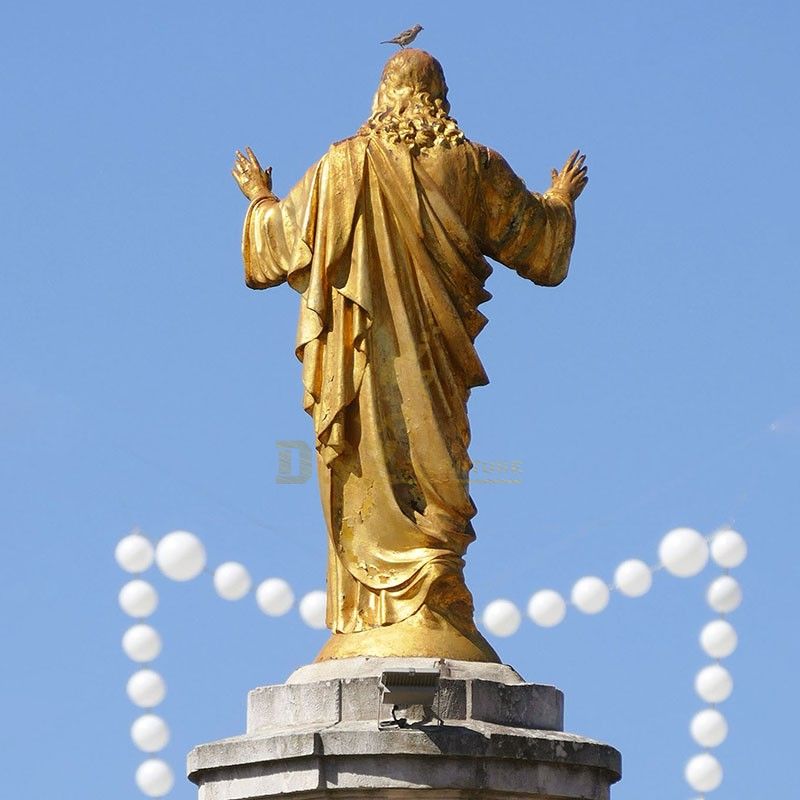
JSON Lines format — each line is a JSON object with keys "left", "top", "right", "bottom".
{"left": 326, "top": 548, "right": 475, "bottom": 633}
{"left": 314, "top": 604, "right": 500, "bottom": 663}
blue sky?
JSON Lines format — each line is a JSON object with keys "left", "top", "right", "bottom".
{"left": 2, "top": 1, "right": 798, "bottom": 797}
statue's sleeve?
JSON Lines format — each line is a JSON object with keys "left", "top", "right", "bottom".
{"left": 241, "top": 163, "right": 318, "bottom": 290}
{"left": 475, "top": 146, "right": 576, "bottom": 286}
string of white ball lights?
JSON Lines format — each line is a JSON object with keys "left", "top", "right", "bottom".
{"left": 685, "top": 528, "right": 746, "bottom": 797}
{"left": 115, "top": 529, "right": 328, "bottom": 798}
{"left": 116, "top": 531, "right": 175, "bottom": 798}
{"left": 117, "top": 525, "right": 745, "bottom": 798}
{"left": 480, "top": 525, "right": 747, "bottom": 797}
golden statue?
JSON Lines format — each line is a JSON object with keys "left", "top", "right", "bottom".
{"left": 232, "top": 49, "right": 587, "bottom": 663}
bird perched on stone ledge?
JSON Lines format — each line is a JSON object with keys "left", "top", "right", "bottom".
{"left": 381, "top": 24, "right": 423, "bottom": 48}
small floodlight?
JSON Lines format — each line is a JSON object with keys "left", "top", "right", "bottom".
{"left": 378, "top": 667, "right": 441, "bottom": 729}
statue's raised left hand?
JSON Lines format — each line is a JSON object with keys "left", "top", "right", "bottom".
{"left": 548, "top": 150, "right": 588, "bottom": 202}
{"left": 232, "top": 147, "right": 275, "bottom": 202}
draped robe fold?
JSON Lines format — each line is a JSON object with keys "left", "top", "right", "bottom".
{"left": 242, "top": 135, "right": 576, "bottom": 637}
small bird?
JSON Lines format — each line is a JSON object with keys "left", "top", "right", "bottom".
{"left": 381, "top": 24, "right": 423, "bottom": 48}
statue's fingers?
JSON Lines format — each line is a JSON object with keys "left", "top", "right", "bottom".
{"left": 567, "top": 165, "right": 587, "bottom": 183}
{"left": 564, "top": 150, "right": 580, "bottom": 170}
{"left": 246, "top": 146, "right": 262, "bottom": 170}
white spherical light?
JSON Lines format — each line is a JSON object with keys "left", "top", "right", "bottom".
{"left": 135, "top": 758, "right": 174, "bottom": 797}
{"left": 155, "top": 530, "right": 206, "bottom": 581}
{"left": 711, "top": 528, "right": 747, "bottom": 568}
{"left": 659, "top": 527, "right": 708, "bottom": 577}
{"left": 685, "top": 752, "right": 723, "bottom": 793}
{"left": 213, "top": 561, "right": 252, "bottom": 601}
{"left": 614, "top": 559, "right": 653, "bottom": 597}
{"left": 131, "top": 714, "right": 171, "bottom": 753}
{"left": 695, "top": 664, "right": 733, "bottom": 703}
{"left": 299, "top": 590, "right": 328, "bottom": 629}
{"left": 119, "top": 580, "right": 159, "bottom": 618}
{"left": 527, "top": 589, "right": 567, "bottom": 627}
{"left": 700, "top": 619, "right": 738, "bottom": 658}
{"left": 122, "top": 624, "right": 162, "bottom": 663}
{"left": 115, "top": 533, "right": 154, "bottom": 573}
{"left": 571, "top": 576, "right": 610, "bottom": 614}
{"left": 256, "top": 578, "right": 295, "bottom": 616}
{"left": 690, "top": 708, "right": 728, "bottom": 748}
{"left": 482, "top": 599, "right": 522, "bottom": 637}
{"left": 707, "top": 575, "right": 743, "bottom": 614}
{"left": 127, "top": 669, "right": 167, "bottom": 708}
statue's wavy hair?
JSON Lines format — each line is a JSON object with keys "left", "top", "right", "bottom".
{"left": 358, "top": 49, "right": 465, "bottom": 155}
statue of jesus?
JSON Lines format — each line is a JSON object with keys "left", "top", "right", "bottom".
{"left": 232, "top": 49, "right": 587, "bottom": 662}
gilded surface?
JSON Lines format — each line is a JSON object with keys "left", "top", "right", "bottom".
{"left": 232, "top": 50, "right": 587, "bottom": 661}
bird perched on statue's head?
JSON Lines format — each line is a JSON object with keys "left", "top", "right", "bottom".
{"left": 381, "top": 24, "right": 423, "bottom": 49}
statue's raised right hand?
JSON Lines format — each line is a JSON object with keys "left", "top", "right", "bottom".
{"left": 232, "top": 147, "right": 275, "bottom": 202}
{"left": 548, "top": 150, "right": 588, "bottom": 202}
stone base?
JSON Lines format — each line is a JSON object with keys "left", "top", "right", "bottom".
{"left": 188, "top": 658, "right": 621, "bottom": 800}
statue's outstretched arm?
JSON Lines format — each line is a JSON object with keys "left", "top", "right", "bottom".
{"left": 232, "top": 146, "right": 291, "bottom": 290}
{"left": 477, "top": 147, "right": 587, "bottom": 287}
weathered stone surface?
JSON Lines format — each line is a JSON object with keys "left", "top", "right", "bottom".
{"left": 247, "top": 679, "right": 342, "bottom": 732}
{"left": 471, "top": 679, "right": 563, "bottom": 729}
{"left": 286, "top": 657, "right": 526, "bottom": 685}
{"left": 189, "top": 659, "right": 620, "bottom": 800}
{"left": 248, "top": 659, "right": 561, "bottom": 733}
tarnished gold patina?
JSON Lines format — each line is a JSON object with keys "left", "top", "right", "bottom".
{"left": 232, "top": 49, "right": 587, "bottom": 661}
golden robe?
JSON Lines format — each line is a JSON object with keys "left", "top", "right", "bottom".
{"left": 243, "top": 134, "right": 575, "bottom": 657}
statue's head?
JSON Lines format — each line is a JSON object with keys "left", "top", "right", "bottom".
{"left": 361, "top": 49, "right": 464, "bottom": 154}
{"left": 371, "top": 48, "right": 451, "bottom": 116}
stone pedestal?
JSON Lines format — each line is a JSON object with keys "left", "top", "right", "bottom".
{"left": 188, "top": 658, "right": 621, "bottom": 800}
